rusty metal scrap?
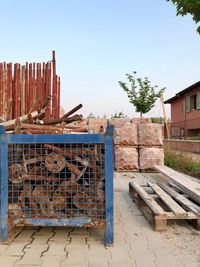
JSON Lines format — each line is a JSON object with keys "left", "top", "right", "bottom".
{"left": 1, "top": 102, "right": 85, "bottom": 134}
{"left": 8, "top": 143, "right": 105, "bottom": 219}
{"left": 0, "top": 51, "right": 60, "bottom": 121}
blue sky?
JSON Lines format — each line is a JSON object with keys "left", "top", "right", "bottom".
{"left": 1, "top": 0, "right": 200, "bottom": 118}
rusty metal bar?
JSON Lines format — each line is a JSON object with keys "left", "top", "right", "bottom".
{"left": 25, "top": 63, "right": 29, "bottom": 114}
{"left": 0, "top": 51, "right": 60, "bottom": 121}
{"left": 57, "top": 76, "right": 60, "bottom": 118}
{"left": 43, "top": 114, "right": 83, "bottom": 125}
{"left": 52, "top": 51, "right": 56, "bottom": 119}
{"left": 61, "top": 104, "right": 83, "bottom": 119}
{"left": 29, "top": 63, "right": 33, "bottom": 113}
{"left": 21, "top": 65, "right": 25, "bottom": 116}
{"left": 7, "top": 63, "right": 13, "bottom": 120}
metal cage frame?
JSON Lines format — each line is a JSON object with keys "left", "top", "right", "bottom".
{"left": 0, "top": 125, "right": 114, "bottom": 245}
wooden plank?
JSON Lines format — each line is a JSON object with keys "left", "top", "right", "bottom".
{"left": 158, "top": 183, "right": 200, "bottom": 215}
{"left": 166, "top": 211, "right": 198, "bottom": 220}
{"left": 154, "top": 165, "right": 200, "bottom": 205}
{"left": 148, "top": 182, "right": 186, "bottom": 215}
{"left": 129, "top": 182, "right": 166, "bottom": 215}
{"left": 129, "top": 182, "right": 167, "bottom": 231}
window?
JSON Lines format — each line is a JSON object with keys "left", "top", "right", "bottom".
{"left": 190, "top": 94, "right": 197, "bottom": 110}
{"left": 186, "top": 93, "right": 200, "bottom": 112}
{"left": 197, "top": 92, "right": 200, "bottom": 109}
{"left": 182, "top": 99, "right": 185, "bottom": 113}
{"left": 186, "top": 96, "right": 190, "bottom": 112}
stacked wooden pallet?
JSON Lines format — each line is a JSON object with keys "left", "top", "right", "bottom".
{"left": 129, "top": 165, "right": 200, "bottom": 231}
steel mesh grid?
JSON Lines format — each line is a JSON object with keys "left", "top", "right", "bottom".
{"left": 8, "top": 143, "right": 105, "bottom": 222}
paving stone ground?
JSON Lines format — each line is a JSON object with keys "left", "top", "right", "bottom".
{"left": 0, "top": 173, "right": 199, "bottom": 267}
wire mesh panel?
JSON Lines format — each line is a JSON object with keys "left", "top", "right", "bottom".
{"left": 8, "top": 143, "right": 105, "bottom": 223}
{"left": 0, "top": 126, "right": 114, "bottom": 245}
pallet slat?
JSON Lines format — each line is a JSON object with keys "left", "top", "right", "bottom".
{"left": 129, "top": 181, "right": 200, "bottom": 231}
{"left": 158, "top": 183, "right": 200, "bottom": 215}
{"left": 154, "top": 165, "right": 200, "bottom": 205}
{"left": 129, "top": 182, "right": 166, "bottom": 215}
{"left": 129, "top": 182, "right": 167, "bottom": 231}
{"left": 148, "top": 182, "right": 186, "bottom": 215}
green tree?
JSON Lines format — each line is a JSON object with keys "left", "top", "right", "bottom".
{"left": 151, "top": 117, "right": 165, "bottom": 123}
{"left": 167, "top": 0, "right": 200, "bottom": 33}
{"left": 111, "top": 111, "right": 127, "bottom": 119}
{"left": 119, "top": 72, "right": 165, "bottom": 117}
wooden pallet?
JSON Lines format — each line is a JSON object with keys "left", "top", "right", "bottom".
{"left": 129, "top": 181, "right": 200, "bottom": 231}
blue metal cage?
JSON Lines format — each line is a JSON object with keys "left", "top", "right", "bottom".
{"left": 0, "top": 125, "right": 114, "bottom": 245}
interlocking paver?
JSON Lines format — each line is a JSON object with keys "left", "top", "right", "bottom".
{"left": 89, "top": 259, "right": 108, "bottom": 267}
{"left": 14, "top": 251, "right": 42, "bottom": 266}
{"left": 0, "top": 256, "right": 21, "bottom": 267}
{"left": 43, "top": 242, "right": 67, "bottom": 256}
{"left": 13, "top": 229, "right": 37, "bottom": 243}
{"left": 2, "top": 243, "right": 27, "bottom": 256}
{"left": 65, "top": 248, "right": 88, "bottom": 265}
{"left": 41, "top": 255, "right": 66, "bottom": 267}
{"left": 1, "top": 173, "right": 199, "bottom": 267}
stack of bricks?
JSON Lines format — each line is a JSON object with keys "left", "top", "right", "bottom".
{"left": 113, "top": 119, "right": 164, "bottom": 172}
{"left": 78, "top": 117, "right": 164, "bottom": 172}
{"left": 112, "top": 118, "right": 139, "bottom": 172}
{"left": 88, "top": 118, "right": 108, "bottom": 133}
{"left": 138, "top": 123, "right": 164, "bottom": 171}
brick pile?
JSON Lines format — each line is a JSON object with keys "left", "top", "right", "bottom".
{"left": 113, "top": 119, "right": 164, "bottom": 172}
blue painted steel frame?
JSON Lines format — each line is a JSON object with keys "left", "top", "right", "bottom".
{"left": 0, "top": 125, "right": 114, "bottom": 245}
{"left": 105, "top": 125, "right": 114, "bottom": 245}
{"left": 0, "top": 126, "right": 8, "bottom": 241}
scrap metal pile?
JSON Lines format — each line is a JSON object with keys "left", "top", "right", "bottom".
{"left": 8, "top": 142, "right": 105, "bottom": 221}
{"left": 0, "top": 51, "right": 60, "bottom": 121}
{"left": 0, "top": 102, "right": 87, "bottom": 134}
{"left": 5, "top": 103, "right": 106, "bottom": 222}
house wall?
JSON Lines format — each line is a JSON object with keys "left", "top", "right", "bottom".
{"left": 170, "top": 85, "right": 200, "bottom": 137}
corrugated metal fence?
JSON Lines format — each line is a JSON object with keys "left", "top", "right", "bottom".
{"left": 0, "top": 51, "right": 60, "bottom": 121}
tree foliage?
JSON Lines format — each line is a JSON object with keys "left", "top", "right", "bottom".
{"left": 167, "top": 0, "right": 200, "bottom": 33}
{"left": 111, "top": 111, "right": 127, "bottom": 119}
{"left": 151, "top": 117, "right": 165, "bottom": 123}
{"left": 119, "top": 72, "right": 165, "bottom": 117}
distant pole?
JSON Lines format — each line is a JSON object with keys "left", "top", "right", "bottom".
{"left": 160, "top": 95, "right": 170, "bottom": 139}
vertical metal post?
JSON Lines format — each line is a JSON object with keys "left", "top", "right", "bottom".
{"left": 0, "top": 126, "right": 8, "bottom": 241}
{"left": 105, "top": 125, "right": 114, "bottom": 246}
